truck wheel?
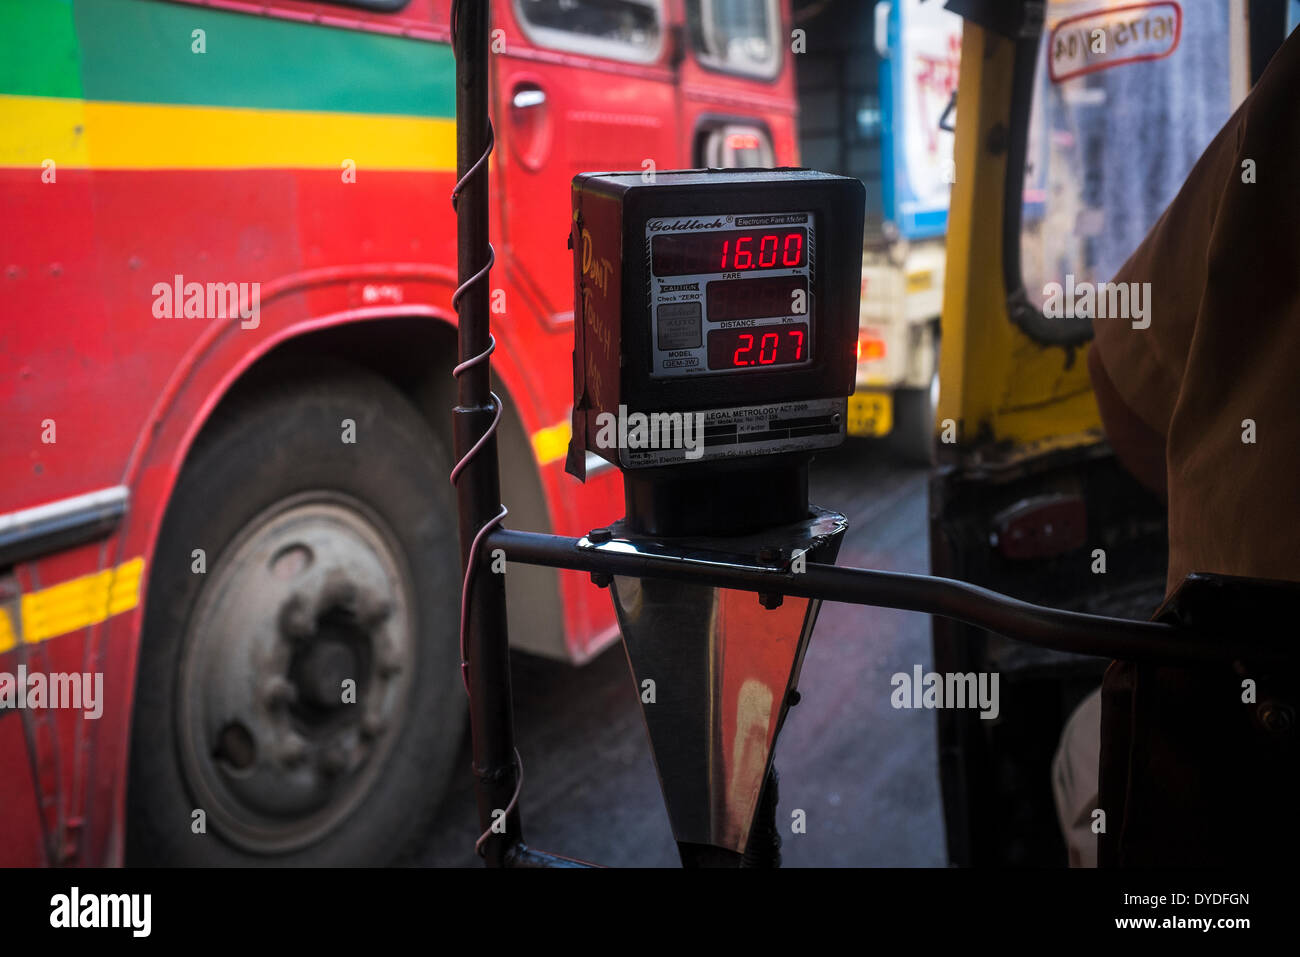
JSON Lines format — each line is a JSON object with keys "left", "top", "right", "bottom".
{"left": 127, "top": 367, "right": 465, "bottom": 865}
{"left": 890, "top": 362, "right": 940, "bottom": 467}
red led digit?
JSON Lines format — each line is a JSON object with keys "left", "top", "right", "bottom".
{"left": 733, "top": 333, "right": 754, "bottom": 366}
{"left": 758, "top": 235, "right": 778, "bottom": 267}
{"left": 734, "top": 236, "right": 753, "bottom": 269}
{"left": 782, "top": 232, "right": 803, "bottom": 267}
{"left": 719, "top": 240, "right": 728, "bottom": 271}
{"left": 705, "top": 323, "right": 808, "bottom": 370}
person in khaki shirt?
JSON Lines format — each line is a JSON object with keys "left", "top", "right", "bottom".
{"left": 1092, "top": 28, "right": 1300, "bottom": 592}
{"left": 1053, "top": 28, "right": 1300, "bottom": 867}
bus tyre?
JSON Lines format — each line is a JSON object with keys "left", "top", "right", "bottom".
{"left": 889, "top": 364, "right": 940, "bottom": 467}
{"left": 127, "top": 367, "right": 464, "bottom": 865}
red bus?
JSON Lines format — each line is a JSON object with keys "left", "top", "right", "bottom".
{"left": 0, "top": 0, "right": 798, "bottom": 865}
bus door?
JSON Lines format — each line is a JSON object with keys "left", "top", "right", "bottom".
{"left": 675, "top": 0, "right": 797, "bottom": 167}
{"left": 492, "top": 0, "right": 683, "bottom": 329}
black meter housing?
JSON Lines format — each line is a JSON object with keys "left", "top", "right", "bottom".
{"left": 567, "top": 169, "right": 865, "bottom": 535}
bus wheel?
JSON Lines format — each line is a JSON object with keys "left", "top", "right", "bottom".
{"left": 127, "top": 367, "right": 464, "bottom": 865}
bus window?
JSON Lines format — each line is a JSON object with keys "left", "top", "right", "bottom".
{"left": 1012, "top": 0, "right": 1243, "bottom": 342}
{"left": 686, "top": 0, "right": 782, "bottom": 78}
{"left": 513, "top": 0, "right": 665, "bottom": 63}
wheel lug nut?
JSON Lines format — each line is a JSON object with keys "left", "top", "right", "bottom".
{"left": 362, "top": 600, "right": 393, "bottom": 628}
{"left": 374, "top": 645, "right": 403, "bottom": 678}
{"left": 279, "top": 594, "right": 314, "bottom": 639}
{"left": 262, "top": 675, "right": 297, "bottom": 709}
{"left": 329, "top": 578, "right": 358, "bottom": 612}
{"left": 277, "top": 734, "right": 309, "bottom": 768}
{"left": 320, "top": 743, "right": 349, "bottom": 775}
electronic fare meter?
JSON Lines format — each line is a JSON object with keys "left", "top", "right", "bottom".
{"left": 566, "top": 169, "right": 865, "bottom": 495}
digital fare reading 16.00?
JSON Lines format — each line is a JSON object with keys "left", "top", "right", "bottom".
{"left": 651, "top": 226, "right": 807, "bottom": 276}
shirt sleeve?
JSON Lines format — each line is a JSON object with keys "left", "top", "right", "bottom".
{"left": 1092, "top": 30, "right": 1300, "bottom": 589}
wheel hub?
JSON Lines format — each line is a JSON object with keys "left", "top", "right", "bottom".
{"left": 177, "top": 493, "right": 417, "bottom": 854}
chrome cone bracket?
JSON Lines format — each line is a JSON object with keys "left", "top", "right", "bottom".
{"left": 587, "top": 508, "right": 847, "bottom": 864}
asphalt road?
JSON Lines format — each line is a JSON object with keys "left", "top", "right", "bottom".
{"left": 418, "top": 441, "right": 947, "bottom": 867}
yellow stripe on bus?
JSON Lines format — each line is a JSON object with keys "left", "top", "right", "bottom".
{"left": 0, "top": 608, "right": 16, "bottom": 654}
{"left": 0, "top": 95, "right": 456, "bottom": 171}
{"left": 531, "top": 421, "right": 573, "bottom": 467}
{"left": 18, "top": 558, "right": 145, "bottom": 645}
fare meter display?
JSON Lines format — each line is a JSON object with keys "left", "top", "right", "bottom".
{"left": 567, "top": 170, "right": 865, "bottom": 477}
{"left": 650, "top": 216, "right": 812, "bottom": 376}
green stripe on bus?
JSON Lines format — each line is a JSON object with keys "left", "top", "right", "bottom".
{"left": 0, "top": 0, "right": 84, "bottom": 99}
{"left": 0, "top": 0, "right": 454, "bottom": 119}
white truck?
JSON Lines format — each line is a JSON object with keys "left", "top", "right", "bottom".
{"left": 796, "top": 0, "right": 961, "bottom": 462}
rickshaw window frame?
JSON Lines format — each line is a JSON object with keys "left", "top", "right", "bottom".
{"left": 1001, "top": 24, "right": 1095, "bottom": 349}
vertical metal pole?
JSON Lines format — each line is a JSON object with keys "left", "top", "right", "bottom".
{"left": 452, "top": 0, "right": 523, "bottom": 867}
